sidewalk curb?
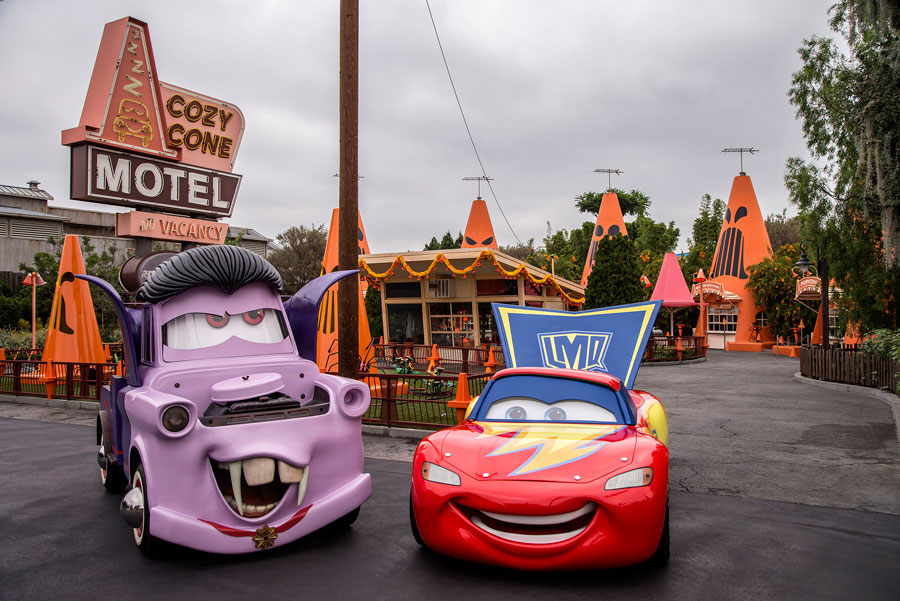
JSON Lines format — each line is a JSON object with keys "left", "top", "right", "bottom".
{"left": 0, "top": 394, "right": 98, "bottom": 412}
{"left": 794, "top": 372, "right": 900, "bottom": 449}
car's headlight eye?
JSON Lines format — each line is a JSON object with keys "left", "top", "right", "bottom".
{"left": 604, "top": 467, "right": 653, "bottom": 490}
{"left": 162, "top": 405, "right": 190, "bottom": 432}
{"left": 421, "top": 461, "right": 461, "bottom": 486}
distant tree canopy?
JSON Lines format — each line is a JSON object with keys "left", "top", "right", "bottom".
{"left": 267, "top": 224, "right": 328, "bottom": 295}
{"left": 576, "top": 188, "right": 650, "bottom": 217}
{"left": 680, "top": 193, "right": 726, "bottom": 282}
{"left": 423, "top": 231, "right": 462, "bottom": 250}
{"left": 765, "top": 210, "right": 803, "bottom": 252}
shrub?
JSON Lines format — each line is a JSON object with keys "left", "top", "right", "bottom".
{"left": 860, "top": 329, "right": 900, "bottom": 361}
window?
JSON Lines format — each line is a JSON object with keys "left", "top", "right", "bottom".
{"left": 755, "top": 311, "right": 767, "bottom": 327}
{"left": 708, "top": 306, "right": 738, "bottom": 333}
{"left": 387, "top": 304, "right": 424, "bottom": 343}
{"left": 476, "top": 278, "right": 517, "bottom": 296}
{"left": 385, "top": 281, "right": 422, "bottom": 298}
{"left": 429, "top": 302, "right": 473, "bottom": 346}
{"left": 477, "top": 302, "right": 500, "bottom": 346}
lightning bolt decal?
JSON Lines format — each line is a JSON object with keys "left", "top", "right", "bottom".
{"left": 480, "top": 424, "right": 625, "bottom": 476}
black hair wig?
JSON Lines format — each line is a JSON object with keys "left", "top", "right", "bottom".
{"left": 137, "top": 245, "right": 282, "bottom": 303}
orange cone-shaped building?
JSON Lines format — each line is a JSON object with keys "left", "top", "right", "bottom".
{"left": 580, "top": 192, "right": 628, "bottom": 287}
{"left": 43, "top": 235, "right": 105, "bottom": 364}
{"left": 316, "top": 209, "right": 373, "bottom": 371}
{"left": 702, "top": 175, "right": 774, "bottom": 350}
{"left": 460, "top": 199, "right": 499, "bottom": 249}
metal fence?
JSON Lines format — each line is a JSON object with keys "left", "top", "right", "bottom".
{"left": 0, "top": 359, "right": 116, "bottom": 401}
{"left": 800, "top": 346, "right": 899, "bottom": 394}
{"left": 359, "top": 371, "right": 491, "bottom": 429}
{"left": 644, "top": 336, "right": 707, "bottom": 362}
{"left": 372, "top": 343, "right": 505, "bottom": 374}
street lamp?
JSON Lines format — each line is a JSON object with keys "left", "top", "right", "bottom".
{"left": 792, "top": 243, "right": 829, "bottom": 348}
{"left": 22, "top": 272, "right": 46, "bottom": 348}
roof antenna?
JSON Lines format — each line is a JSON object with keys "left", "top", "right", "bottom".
{"left": 462, "top": 175, "right": 493, "bottom": 200}
{"left": 721, "top": 148, "right": 758, "bottom": 175}
{"left": 593, "top": 168, "right": 622, "bottom": 191}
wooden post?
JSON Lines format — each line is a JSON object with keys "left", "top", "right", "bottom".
{"left": 338, "top": 0, "right": 360, "bottom": 380}
{"left": 820, "top": 257, "right": 829, "bottom": 349}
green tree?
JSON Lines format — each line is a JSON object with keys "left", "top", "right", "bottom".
{"left": 499, "top": 239, "right": 537, "bottom": 263}
{"left": 787, "top": 1, "right": 900, "bottom": 329}
{"left": 423, "top": 231, "right": 462, "bottom": 250}
{"left": 765, "top": 210, "right": 803, "bottom": 252}
{"left": 17, "top": 236, "right": 124, "bottom": 341}
{"left": 363, "top": 286, "right": 383, "bottom": 346}
{"left": 746, "top": 245, "right": 817, "bottom": 340}
{"left": 583, "top": 235, "right": 644, "bottom": 309}
{"left": 575, "top": 188, "right": 650, "bottom": 217}
{"left": 629, "top": 214, "right": 679, "bottom": 258}
{"left": 266, "top": 224, "right": 329, "bottom": 295}
{"left": 680, "top": 194, "right": 725, "bottom": 282}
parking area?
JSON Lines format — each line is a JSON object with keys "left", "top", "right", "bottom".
{"left": 1, "top": 350, "right": 899, "bottom": 600}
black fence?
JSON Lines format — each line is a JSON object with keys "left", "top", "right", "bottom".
{"left": 644, "top": 336, "right": 707, "bottom": 362}
{"left": 0, "top": 359, "right": 117, "bottom": 401}
{"left": 372, "top": 343, "right": 505, "bottom": 374}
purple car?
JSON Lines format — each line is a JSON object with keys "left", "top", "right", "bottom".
{"left": 83, "top": 245, "right": 371, "bottom": 554}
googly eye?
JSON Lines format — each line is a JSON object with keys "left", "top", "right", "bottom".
{"left": 505, "top": 406, "right": 526, "bottom": 420}
{"left": 243, "top": 309, "right": 264, "bottom": 325}
{"left": 545, "top": 407, "right": 567, "bottom": 421}
{"left": 205, "top": 313, "right": 230, "bottom": 328}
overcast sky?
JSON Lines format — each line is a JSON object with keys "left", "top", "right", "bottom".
{"left": 0, "top": 0, "right": 837, "bottom": 254}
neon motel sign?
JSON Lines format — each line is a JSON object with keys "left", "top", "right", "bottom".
{"left": 62, "top": 17, "right": 244, "bottom": 233}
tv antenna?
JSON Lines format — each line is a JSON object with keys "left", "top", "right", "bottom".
{"left": 593, "top": 168, "right": 622, "bottom": 191}
{"left": 721, "top": 148, "right": 758, "bottom": 175}
{"left": 463, "top": 175, "right": 493, "bottom": 199}
{"left": 332, "top": 173, "right": 364, "bottom": 179}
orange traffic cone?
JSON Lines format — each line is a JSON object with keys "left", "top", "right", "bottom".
{"left": 484, "top": 347, "right": 497, "bottom": 373}
{"left": 427, "top": 343, "right": 441, "bottom": 372}
{"left": 447, "top": 372, "right": 472, "bottom": 424}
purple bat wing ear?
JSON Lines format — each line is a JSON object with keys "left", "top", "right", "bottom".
{"left": 284, "top": 270, "right": 359, "bottom": 362}
{"left": 75, "top": 275, "right": 143, "bottom": 387}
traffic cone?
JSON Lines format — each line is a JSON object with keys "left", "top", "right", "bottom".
{"left": 427, "top": 343, "right": 441, "bottom": 372}
{"left": 484, "top": 347, "right": 497, "bottom": 373}
{"left": 447, "top": 372, "right": 472, "bottom": 424}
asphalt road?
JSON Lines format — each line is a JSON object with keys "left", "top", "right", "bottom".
{"left": 1, "top": 350, "right": 899, "bottom": 600}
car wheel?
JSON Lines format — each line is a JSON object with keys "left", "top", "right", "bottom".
{"left": 409, "top": 494, "right": 425, "bottom": 547}
{"left": 130, "top": 465, "right": 158, "bottom": 555}
{"left": 99, "top": 434, "right": 127, "bottom": 493}
{"left": 332, "top": 506, "right": 361, "bottom": 529}
{"left": 648, "top": 498, "right": 670, "bottom": 566}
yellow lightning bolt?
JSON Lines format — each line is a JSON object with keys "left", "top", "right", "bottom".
{"left": 480, "top": 423, "right": 625, "bottom": 476}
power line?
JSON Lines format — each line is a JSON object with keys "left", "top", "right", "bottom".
{"left": 425, "top": 0, "right": 521, "bottom": 245}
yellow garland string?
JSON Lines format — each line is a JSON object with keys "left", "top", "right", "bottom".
{"left": 358, "top": 250, "right": 585, "bottom": 305}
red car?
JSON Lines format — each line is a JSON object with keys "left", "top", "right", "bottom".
{"left": 410, "top": 366, "right": 669, "bottom": 570}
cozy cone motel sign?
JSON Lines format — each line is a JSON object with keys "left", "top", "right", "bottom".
{"left": 62, "top": 17, "right": 244, "bottom": 247}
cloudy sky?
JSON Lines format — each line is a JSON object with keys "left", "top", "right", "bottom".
{"left": 0, "top": 0, "right": 837, "bottom": 254}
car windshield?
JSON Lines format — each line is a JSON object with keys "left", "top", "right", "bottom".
{"left": 474, "top": 374, "right": 626, "bottom": 424}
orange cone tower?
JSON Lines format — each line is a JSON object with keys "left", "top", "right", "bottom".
{"left": 317, "top": 209, "right": 373, "bottom": 371}
{"left": 580, "top": 192, "right": 628, "bottom": 286}
{"left": 43, "top": 235, "right": 105, "bottom": 364}
{"left": 461, "top": 199, "right": 499, "bottom": 249}
{"left": 705, "top": 175, "right": 774, "bottom": 350}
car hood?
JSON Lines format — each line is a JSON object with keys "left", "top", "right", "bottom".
{"left": 437, "top": 421, "right": 636, "bottom": 483}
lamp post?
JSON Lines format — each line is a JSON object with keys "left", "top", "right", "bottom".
{"left": 792, "top": 244, "right": 829, "bottom": 348}
{"left": 693, "top": 269, "right": 708, "bottom": 349}
{"left": 22, "top": 272, "right": 46, "bottom": 348}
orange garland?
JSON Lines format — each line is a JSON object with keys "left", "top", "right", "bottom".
{"left": 358, "top": 250, "right": 585, "bottom": 305}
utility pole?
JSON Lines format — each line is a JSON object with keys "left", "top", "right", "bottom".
{"left": 338, "top": 0, "right": 359, "bottom": 379}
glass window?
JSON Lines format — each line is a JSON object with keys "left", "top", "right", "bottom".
{"left": 387, "top": 304, "right": 424, "bottom": 343}
{"left": 476, "top": 278, "right": 518, "bottom": 296}
{"left": 385, "top": 281, "right": 422, "bottom": 298}
{"left": 477, "top": 302, "right": 500, "bottom": 346}
{"left": 429, "top": 302, "right": 473, "bottom": 346}
{"left": 708, "top": 306, "right": 738, "bottom": 333}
